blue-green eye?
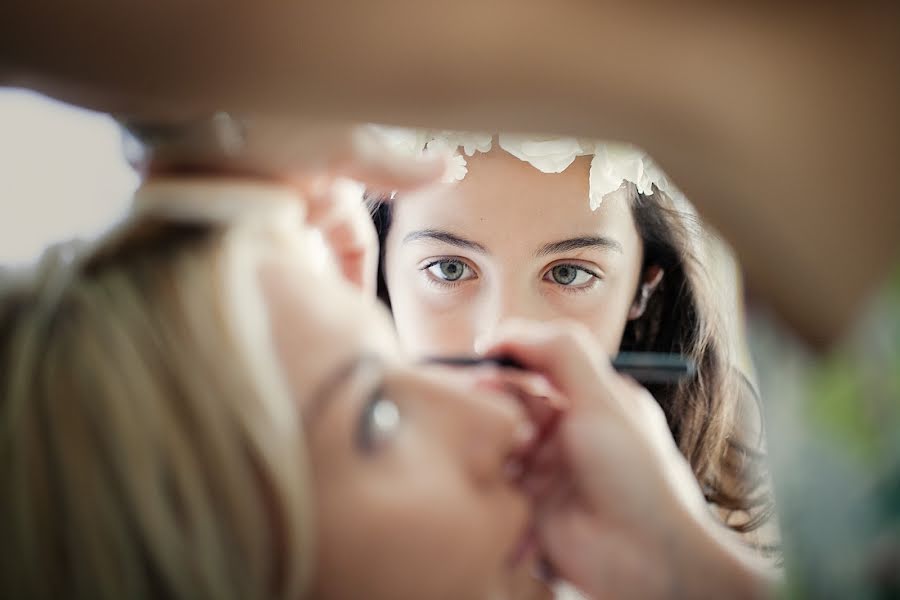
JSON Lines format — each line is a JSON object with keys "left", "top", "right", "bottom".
{"left": 356, "top": 389, "right": 400, "bottom": 453}
{"left": 424, "top": 259, "right": 474, "bottom": 282}
{"left": 547, "top": 264, "right": 597, "bottom": 287}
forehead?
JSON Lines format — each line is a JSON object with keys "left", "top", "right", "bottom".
{"left": 392, "top": 150, "right": 637, "bottom": 248}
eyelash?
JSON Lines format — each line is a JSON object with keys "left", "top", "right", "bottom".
{"left": 542, "top": 263, "right": 603, "bottom": 294}
{"left": 418, "top": 258, "right": 603, "bottom": 294}
{"left": 419, "top": 257, "right": 477, "bottom": 290}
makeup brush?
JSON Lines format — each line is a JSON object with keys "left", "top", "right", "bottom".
{"left": 426, "top": 351, "right": 694, "bottom": 385}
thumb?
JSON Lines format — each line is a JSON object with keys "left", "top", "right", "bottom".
{"left": 556, "top": 414, "right": 619, "bottom": 505}
{"left": 332, "top": 127, "right": 448, "bottom": 191}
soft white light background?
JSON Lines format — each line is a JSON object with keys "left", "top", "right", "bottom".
{"left": 0, "top": 89, "right": 138, "bottom": 266}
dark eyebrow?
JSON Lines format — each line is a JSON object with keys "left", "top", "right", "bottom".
{"left": 534, "top": 235, "right": 623, "bottom": 257}
{"left": 401, "top": 229, "right": 489, "bottom": 254}
{"left": 303, "top": 353, "right": 383, "bottom": 423}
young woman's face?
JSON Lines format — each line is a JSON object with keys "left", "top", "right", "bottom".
{"left": 383, "top": 149, "right": 647, "bottom": 357}
{"left": 259, "top": 234, "right": 551, "bottom": 600}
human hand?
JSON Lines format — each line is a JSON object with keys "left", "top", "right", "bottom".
{"left": 123, "top": 115, "right": 446, "bottom": 293}
{"left": 484, "top": 320, "right": 771, "bottom": 599}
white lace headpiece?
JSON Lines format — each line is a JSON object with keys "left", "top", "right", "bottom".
{"left": 376, "top": 128, "right": 685, "bottom": 210}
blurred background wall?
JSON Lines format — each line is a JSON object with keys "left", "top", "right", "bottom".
{"left": 0, "top": 89, "right": 138, "bottom": 266}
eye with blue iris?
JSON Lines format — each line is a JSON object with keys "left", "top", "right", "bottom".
{"left": 544, "top": 263, "right": 600, "bottom": 289}
{"left": 422, "top": 258, "right": 476, "bottom": 285}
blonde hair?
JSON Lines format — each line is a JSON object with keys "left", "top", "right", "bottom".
{"left": 0, "top": 218, "right": 314, "bottom": 599}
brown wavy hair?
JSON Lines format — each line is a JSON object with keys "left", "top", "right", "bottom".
{"left": 369, "top": 183, "right": 773, "bottom": 535}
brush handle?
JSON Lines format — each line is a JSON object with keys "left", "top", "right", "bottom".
{"left": 611, "top": 352, "right": 695, "bottom": 384}
{"left": 426, "top": 352, "right": 695, "bottom": 385}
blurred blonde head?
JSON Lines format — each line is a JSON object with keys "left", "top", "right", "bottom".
{"left": 0, "top": 215, "right": 314, "bottom": 600}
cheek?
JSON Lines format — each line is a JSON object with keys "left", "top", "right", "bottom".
{"left": 544, "top": 280, "right": 637, "bottom": 354}
{"left": 389, "top": 282, "right": 481, "bottom": 357}
{"left": 311, "top": 448, "right": 509, "bottom": 599}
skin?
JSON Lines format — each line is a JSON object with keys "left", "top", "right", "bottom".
{"left": 482, "top": 320, "right": 776, "bottom": 600}
{"left": 8, "top": 2, "right": 895, "bottom": 592}
{"left": 6, "top": 2, "right": 898, "bottom": 347}
{"left": 139, "top": 151, "right": 765, "bottom": 598}
{"left": 249, "top": 210, "right": 770, "bottom": 599}
{"left": 384, "top": 149, "right": 653, "bottom": 357}
{"left": 255, "top": 226, "right": 553, "bottom": 600}
{"left": 9, "top": 134, "right": 766, "bottom": 597}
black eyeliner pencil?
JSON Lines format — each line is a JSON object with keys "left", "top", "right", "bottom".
{"left": 425, "top": 352, "right": 695, "bottom": 385}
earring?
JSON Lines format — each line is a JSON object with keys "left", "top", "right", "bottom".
{"left": 629, "top": 266, "right": 664, "bottom": 320}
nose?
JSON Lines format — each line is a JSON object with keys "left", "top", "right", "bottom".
{"left": 473, "top": 282, "right": 548, "bottom": 353}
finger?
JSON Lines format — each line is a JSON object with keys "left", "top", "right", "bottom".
{"left": 304, "top": 179, "right": 379, "bottom": 293}
{"left": 521, "top": 470, "right": 568, "bottom": 506}
{"left": 519, "top": 442, "right": 566, "bottom": 498}
{"left": 303, "top": 177, "right": 364, "bottom": 225}
{"left": 299, "top": 175, "right": 339, "bottom": 223}
{"left": 482, "top": 319, "right": 619, "bottom": 412}
{"left": 496, "top": 370, "right": 568, "bottom": 433}
{"left": 495, "top": 369, "right": 564, "bottom": 408}
{"left": 619, "top": 377, "right": 671, "bottom": 438}
{"left": 331, "top": 127, "right": 448, "bottom": 191}
{"left": 535, "top": 501, "right": 607, "bottom": 592}
{"left": 528, "top": 435, "right": 563, "bottom": 474}
{"left": 614, "top": 379, "right": 707, "bottom": 511}
{"left": 517, "top": 393, "right": 563, "bottom": 443}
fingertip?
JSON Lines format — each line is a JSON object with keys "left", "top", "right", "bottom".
{"left": 476, "top": 318, "right": 544, "bottom": 355}
{"left": 349, "top": 132, "right": 449, "bottom": 190}
{"left": 386, "top": 153, "right": 449, "bottom": 188}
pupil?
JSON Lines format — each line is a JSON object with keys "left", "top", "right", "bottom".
{"left": 441, "top": 261, "right": 463, "bottom": 280}
{"left": 553, "top": 265, "right": 576, "bottom": 284}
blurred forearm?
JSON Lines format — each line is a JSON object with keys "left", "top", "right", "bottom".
{"left": 0, "top": 1, "right": 656, "bottom": 136}
{"left": 4, "top": 2, "right": 899, "bottom": 348}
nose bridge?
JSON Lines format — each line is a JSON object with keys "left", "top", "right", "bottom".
{"left": 476, "top": 270, "right": 545, "bottom": 345}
